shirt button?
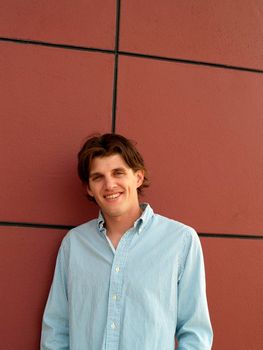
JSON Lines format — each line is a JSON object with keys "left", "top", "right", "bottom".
{"left": 112, "top": 294, "right": 117, "bottom": 300}
{"left": 115, "top": 266, "right": 120, "bottom": 272}
{"left": 111, "top": 322, "right": 116, "bottom": 329}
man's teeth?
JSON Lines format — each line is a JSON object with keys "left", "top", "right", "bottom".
{"left": 105, "top": 193, "right": 120, "bottom": 199}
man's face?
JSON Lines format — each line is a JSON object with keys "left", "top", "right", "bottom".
{"left": 87, "top": 154, "right": 144, "bottom": 220}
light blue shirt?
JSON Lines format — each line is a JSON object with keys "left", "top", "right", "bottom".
{"left": 41, "top": 204, "right": 213, "bottom": 350}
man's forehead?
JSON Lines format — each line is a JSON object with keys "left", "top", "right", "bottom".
{"left": 90, "top": 154, "right": 130, "bottom": 172}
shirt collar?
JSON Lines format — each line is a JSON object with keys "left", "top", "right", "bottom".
{"left": 96, "top": 203, "right": 154, "bottom": 235}
{"left": 97, "top": 212, "right": 105, "bottom": 233}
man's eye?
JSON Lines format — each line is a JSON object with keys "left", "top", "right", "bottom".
{"left": 115, "top": 171, "right": 124, "bottom": 176}
{"left": 91, "top": 175, "right": 102, "bottom": 181}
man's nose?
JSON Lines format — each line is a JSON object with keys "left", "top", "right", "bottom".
{"left": 104, "top": 176, "right": 116, "bottom": 190}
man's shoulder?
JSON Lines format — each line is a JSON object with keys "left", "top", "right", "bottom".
{"left": 153, "top": 212, "right": 195, "bottom": 232}
{"left": 61, "top": 217, "right": 98, "bottom": 245}
{"left": 73, "top": 218, "right": 98, "bottom": 231}
{"left": 145, "top": 211, "right": 200, "bottom": 260}
{"left": 151, "top": 211, "right": 198, "bottom": 243}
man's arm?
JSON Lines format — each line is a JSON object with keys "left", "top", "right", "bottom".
{"left": 40, "top": 240, "right": 69, "bottom": 350}
{"left": 176, "top": 229, "right": 213, "bottom": 350}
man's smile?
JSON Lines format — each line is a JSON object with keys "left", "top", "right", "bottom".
{"left": 104, "top": 192, "right": 122, "bottom": 200}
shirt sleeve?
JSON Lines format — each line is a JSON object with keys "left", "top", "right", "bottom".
{"left": 40, "top": 237, "right": 69, "bottom": 350}
{"left": 176, "top": 228, "right": 213, "bottom": 350}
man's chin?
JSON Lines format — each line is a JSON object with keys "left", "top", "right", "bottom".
{"left": 102, "top": 207, "right": 125, "bottom": 219}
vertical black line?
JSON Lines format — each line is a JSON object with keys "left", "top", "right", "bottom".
{"left": 112, "top": 55, "right": 119, "bottom": 133}
{"left": 114, "top": 0, "right": 121, "bottom": 56}
{"left": 111, "top": 0, "right": 121, "bottom": 133}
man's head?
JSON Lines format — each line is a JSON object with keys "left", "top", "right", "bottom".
{"left": 78, "top": 133, "right": 149, "bottom": 203}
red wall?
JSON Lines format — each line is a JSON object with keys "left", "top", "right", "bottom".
{"left": 0, "top": 1, "right": 263, "bottom": 349}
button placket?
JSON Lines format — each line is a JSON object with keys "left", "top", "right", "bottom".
{"left": 105, "top": 229, "right": 135, "bottom": 348}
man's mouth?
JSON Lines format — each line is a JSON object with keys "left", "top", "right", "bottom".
{"left": 104, "top": 192, "right": 122, "bottom": 200}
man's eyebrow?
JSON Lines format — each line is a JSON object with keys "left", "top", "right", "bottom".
{"left": 90, "top": 167, "right": 127, "bottom": 177}
{"left": 89, "top": 171, "right": 103, "bottom": 178}
{"left": 113, "top": 167, "right": 127, "bottom": 171}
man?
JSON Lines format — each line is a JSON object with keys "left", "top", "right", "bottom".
{"left": 41, "top": 133, "right": 213, "bottom": 350}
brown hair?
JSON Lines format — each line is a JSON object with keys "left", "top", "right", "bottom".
{"left": 78, "top": 133, "right": 149, "bottom": 200}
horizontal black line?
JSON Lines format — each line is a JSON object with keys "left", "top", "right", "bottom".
{"left": 1, "top": 37, "right": 262, "bottom": 74}
{"left": 0, "top": 221, "right": 73, "bottom": 230}
{"left": 0, "top": 37, "right": 114, "bottom": 55}
{"left": 0, "top": 221, "right": 262, "bottom": 239}
{"left": 119, "top": 50, "right": 263, "bottom": 74}
{"left": 198, "top": 232, "right": 263, "bottom": 240}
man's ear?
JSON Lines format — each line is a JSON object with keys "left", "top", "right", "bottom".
{"left": 86, "top": 184, "right": 94, "bottom": 197}
{"left": 136, "top": 170, "right": 144, "bottom": 188}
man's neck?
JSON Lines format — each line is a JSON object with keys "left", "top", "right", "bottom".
{"left": 103, "top": 206, "right": 142, "bottom": 247}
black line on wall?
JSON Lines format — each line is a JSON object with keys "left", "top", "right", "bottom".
{"left": 119, "top": 50, "right": 263, "bottom": 74}
{"left": 114, "top": 0, "right": 121, "bottom": 53}
{"left": 0, "top": 221, "right": 73, "bottom": 231}
{"left": 1, "top": 36, "right": 262, "bottom": 75}
{"left": 199, "top": 233, "right": 263, "bottom": 240}
{"left": 1, "top": 221, "right": 263, "bottom": 240}
{"left": 0, "top": 37, "right": 114, "bottom": 55}
{"left": 111, "top": 0, "right": 121, "bottom": 133}
{"left": 112, "top": 55, "right": 119, "bottom": 133}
